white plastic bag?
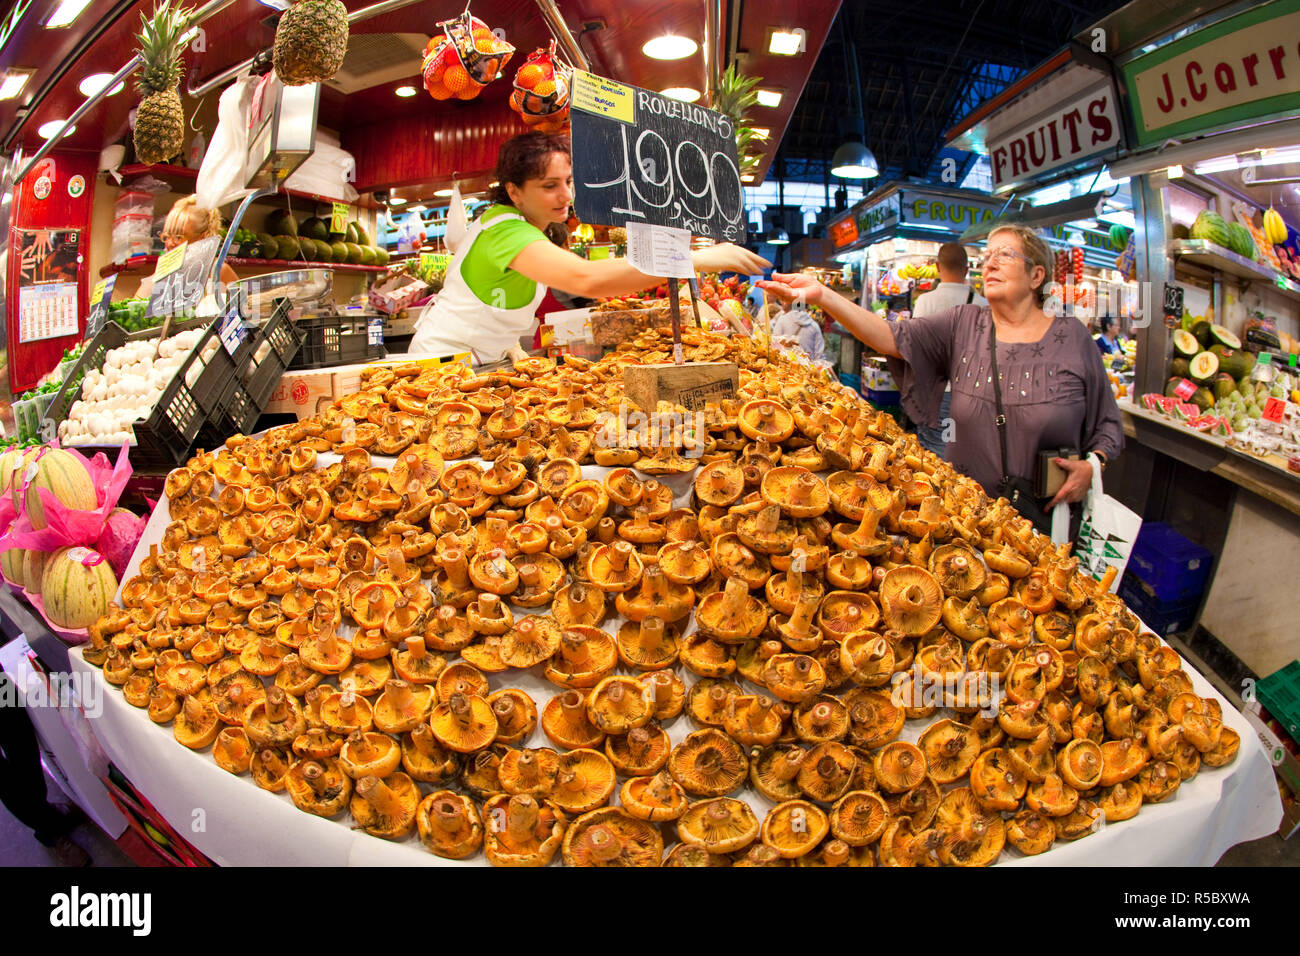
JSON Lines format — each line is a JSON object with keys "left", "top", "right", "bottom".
{"left": 445, "top": 180, "right": 468, "bottom": 254}
{"left": 196, "top": 73, "right": 256, "bottom": 209}
{"left": 283, "top": 141, "right": 359, "bottom": 203}
{"left": 1073, "top": 454, "right": 1141, "bottom": 591}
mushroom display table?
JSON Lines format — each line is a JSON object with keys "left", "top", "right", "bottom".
{"left": 67, "top": 452, "right": 1282, "bottom": 866}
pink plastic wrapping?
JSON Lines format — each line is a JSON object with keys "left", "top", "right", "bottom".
{"left": 0, "top": 441, "right": 134, "bottom": 553}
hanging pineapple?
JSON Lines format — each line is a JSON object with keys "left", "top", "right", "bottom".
{"left": 133, "top": 1, "right": 194, "bottom": 166}
{"left": 273, "top": 0, "right": 349, "bottom": 86}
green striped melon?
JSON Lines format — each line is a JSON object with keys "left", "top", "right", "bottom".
{"left": 0, "top": 547, "right": 26, "bottom": 588}
{"left": 23, "top": 548, "right": 52, "bottom": 598}
{"left": 14, "top": 448, "right": 97, "bottom": 530}
{"left": 41, "top": 546, "right": 118, "bottom": 629}
{"left": 0, "top": 447, "right": 38, "bottom": 497}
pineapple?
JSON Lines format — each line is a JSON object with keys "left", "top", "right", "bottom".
{"left": 133, "top": 1, "right": 193, "bottom": 166}
{"left": 273, "top": 0, "right": 349, "bottom": 86}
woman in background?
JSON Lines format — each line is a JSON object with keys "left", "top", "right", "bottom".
{"left": 135, "top": 195, "right": 238, "bottom": 300}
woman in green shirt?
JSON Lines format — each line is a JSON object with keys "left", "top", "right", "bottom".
{"left": 408, "top": 132, "right": 768, "bottom": 362}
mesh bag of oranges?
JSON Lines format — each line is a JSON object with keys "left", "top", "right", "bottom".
{"left": 509, "top": 42, "right": 572, "bottom": 133}
{"left": 422, "top": 12, "right": 515, "bottom": 101}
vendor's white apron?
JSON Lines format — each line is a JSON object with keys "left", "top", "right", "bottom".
{"left": 407, "top": 210, "right": 546, "bottom": 363}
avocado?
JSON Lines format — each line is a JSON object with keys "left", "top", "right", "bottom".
{"left": 275, "top": 235, "right": 301, "bottom": 260}
{"left": 344, "top": 242, "right": 363, "bottom": 264}
{"left": 358, "top": 245, "right": 377, "bottom": 266}
{"left": 300, "top": 216, "right": 330, "bottom": 242}
{"left": 265, "top": 209, "right": 298, "bottom": 237}
{"left": 257, "top": 233, "right": 278, "bottom": 259}
{"left": 330, "top": 240, "right": 349, "bottom": 262}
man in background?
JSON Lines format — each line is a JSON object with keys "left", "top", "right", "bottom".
{"left": 910, "top": 242, "right": 987, "bottom": 457}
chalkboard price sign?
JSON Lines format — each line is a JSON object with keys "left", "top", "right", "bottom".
{"left": 570, "top": 71, "right": 745, "bottom": 241}
{"left": 146, "top": 236, "right": 220, "bottom": 320}
{"left": 86, "top": 273, "right": 116, "bottom": 339}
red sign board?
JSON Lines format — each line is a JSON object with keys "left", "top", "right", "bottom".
{"left": 829, "top": 216, "right": 859, "bottom": 248}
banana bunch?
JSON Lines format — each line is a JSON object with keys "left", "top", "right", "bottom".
{"left": 898, "top": 262, "right": 939, "bottom": 280}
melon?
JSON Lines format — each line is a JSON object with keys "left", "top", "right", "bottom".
{"left": 1190, "top": 210, "right": 1231, "bottom": 248}
{"left": 265, "top": 209, "right": 298, "bottom": 237}
{"left": 1172, "top": 329, "right": 1199, "bottom": 358}
{"left": 1189, "top": 351, "right": 1219, "bottom": 383}
{"left": 0, "top": 548, "right": 26, "bottom": 588}
{"left": 96, "top": 507, "right": 147, "bottom": 579}
{"left": 1225, "top": 222, "right": 1257, "bottom": 260}
{"left": 14, "top": 449, "right": 97, "bottom": 530}
{"left": 41, "top": 546, "right": 118, "bottom": 629}
{"left": 1209, "top": 324, "right": 1241, "bottom": 349}
{"left": 0, "top": 447, "right": 38, "bottom": 497}
{"left": 23, "top": 548, "right": 51, "bottom": 597}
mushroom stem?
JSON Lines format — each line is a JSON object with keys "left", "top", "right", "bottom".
{"left": 822, "top": 839, "right": 851, "bottom": 866}
{"left": 646, "top": 672, "right": 674, "bottom": 706}
{"left": 385, "top": 546, "right": 407, "bottom": 578}
{"left": 560, "top": 631, "right": 591, "bottom": 666}
{"left": 719, "top": 576, "right": 750, "bottom": 624}
{"left": 478, "top": 593, "right": 504, "bottom": 621}
{"left": 756, "top": 505, "right": 780, "bottom": 535}
{"left": 637, "top": 616, "right": 666, "bottom": 648}
{"left": 774, "top": 748, "right": 806, "bottom": 782}
{"left": 432, "top": 797, "right": 464, "bottom": 832}
{"left": 385, "top": 680, "right": 416, "bottom": 715}
{"left": 347, "top": 730, "right": 377, "bottom": 762}
{"left": 265, "top": 687, "right": 290, "bottom": 724}
{"left": 406, "top": 635, "right": 427, "bottom": 661}
{"left": 259, "top": 749, "right": 288, "bottom": 777}
{"left": 608, "top": 540, "right": 632, "bottom": 572}
{"left": 785, "top": 591, "right": 819, "bottom": 637}
{"left": 356, "top": 775, "right": 405, "bottom": 818}
{"left": 441, "top": 550, "right": 470, "bottom": 589}
{"left": 301, "top": 760, "right": 331, "bottom": 796}
{"left": 183, "top": 696, "right": 207, "bottom": 725}
{"left": 506, "top": 795, "right": 539, "bottom": 843}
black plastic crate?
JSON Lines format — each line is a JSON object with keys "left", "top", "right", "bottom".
{"left": 208, "top": 298, "right": 302, "bottom": 439}
{"left": 42, "top": 316, "right": 238, "bottom": 471}
{"left": 289, "top": 313, "right": 386, "bottom": 370}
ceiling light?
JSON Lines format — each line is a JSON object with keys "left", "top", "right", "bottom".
{"left": 831, "top": 141, "right": 879, "bottom": 178}
{"left": 79, "top": 73, "right": 124, "bottom": 97}
{"left": 37, "top": 120, "right": 74, "bottom": 139}
{"left": 0, "top": 71, "right": 34, "bottom": 101}
{"left": 388, "top": 196, "right": 407, "bottom": 205}
{"left": 434, "top": 187, "right": 453, "bottom": 197}
{"left": 408, "top": 204, "right": 427, "bottom": 213}
{"left": 488, "top": 180, "right": 499, "bottom": 188}
{"left": 642, "top": 34, "right": 697, "bottom": 60}
{"left": 1165, "top": 165, "right": 1183, "bottom": 179}
{"left": 662, "top": 87, "right": 701, "bottom": 103}
{"left": 741, "top": 174, "right": 756, "bottom": 183}
{"left": 768, "top": 29, "right": 805, "bottom": 56}
{"left": 756, "top": 89, "right": 782, "bottom": 108}
{"left": 1193, "top": 155, "right": 1240, "bottom": 175}
{"left": 395, "top": 85, "right": 417, "bottom": 97}
{"left": 44, "top": 0, "right": 93, "bottom": 28}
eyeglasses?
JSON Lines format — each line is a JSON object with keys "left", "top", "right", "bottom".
{"left": 985, "top": 247, "right": 1033, "bottom": 268}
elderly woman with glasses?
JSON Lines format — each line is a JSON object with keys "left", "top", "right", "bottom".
{"left": 758, "top": 224, "right": 1122, "bottom": 533}
{"left": 135, "top": 195, "right": 239, "bottom": 300}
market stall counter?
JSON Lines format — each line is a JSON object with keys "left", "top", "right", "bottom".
{"left": 64, "top": 333, "right": 1284, "bottom": 866}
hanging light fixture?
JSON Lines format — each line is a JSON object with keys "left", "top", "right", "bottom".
{"left": 831, "top": 15, "right": 878, "bottom": 180}
{"left": 768, "top": 158, "right": 791, "bottom": 245}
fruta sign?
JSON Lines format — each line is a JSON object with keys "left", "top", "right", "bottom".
{"left": 988, "top": 83, "right": 1120, "bottom": 189}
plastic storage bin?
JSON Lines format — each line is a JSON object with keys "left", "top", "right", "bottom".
{"left": 208, "top": 299, "right": 302, "bottom": 440}
{"left": 1118, "top": 572, "right": 1200, "bottom": 636}
{"left": 289, "top": 313, "right": 385, "bottom": 370}
{"left": 1126, "top": 523, "right": 1214, "bottom": 603}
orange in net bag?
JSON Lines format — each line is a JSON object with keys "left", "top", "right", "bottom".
{"left": 509, "top": 41, "right": 572, "bottom": 134}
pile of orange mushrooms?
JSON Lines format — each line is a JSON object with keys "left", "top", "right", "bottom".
{"left": 85, "top": 328, "right": 1240, "bottom": 866}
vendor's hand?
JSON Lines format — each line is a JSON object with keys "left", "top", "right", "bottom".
{"left": 691, "top": 243, "right": 770, "bottom": 276}
{"left": 756, "top": 272, "right": 826, "bottom": 308}
{"left": 1047, "top": 457, "right": 1093, "bottom": 508}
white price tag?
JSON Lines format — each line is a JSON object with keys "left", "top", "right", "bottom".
{"left": 219, "top": 305, "right": 248, "bottom": 356}
{"left": 625, "top": 223, "right": 694, "bottom": 279}
{"left": 367, "top": 317, "right": 383, "bottom": 346}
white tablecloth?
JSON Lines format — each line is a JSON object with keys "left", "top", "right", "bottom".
{"left": 72, "top": 452, "right": 1283, "bottom": 866}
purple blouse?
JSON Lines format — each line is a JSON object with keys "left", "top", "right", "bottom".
{"left": 886, "top": 305, "right": 1124, "bottom": 497}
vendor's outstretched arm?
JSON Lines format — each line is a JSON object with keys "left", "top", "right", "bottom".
{"left": 510, "top": 240, "right": 769, "bottom": 300}
{"left": 757, "top": 272, "right": 900, "bottom": 358}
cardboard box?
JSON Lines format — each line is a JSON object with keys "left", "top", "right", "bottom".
{"left": 623, "top": 362, "right": 738, "bottom": 412}
{"left": 266, "top": 352, "right": 472, "bottom": 420}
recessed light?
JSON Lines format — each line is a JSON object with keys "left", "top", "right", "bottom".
{"left": 434, "top": 187, "right": 454, "bottom": 197}
{"left": 44, "top": 0, "right": 93, "bottom": 28}
{"left": 395, "top": 85, "right": 417, "bottom": 98}
{"left": 642, "top": 34, "right": 698, "bottom": 60}
{"left": 38, "top": 120, "right": 74, "bottom": 139}
{"left": 79, "top": 73, "right": 124, "bottom": 97}
{"left": 756, "top": 89, "right": 782, "bottom": 108}
{"left": 0, "top": 70, "right": 34, "bottom": 101}
{"left": 741, "top": 174, "right": 756, "bottom": 183}
{"left": 768, "top": 29, "right": 805, "bottom": 56}
{"left": 408, "top": 204, "right": 427, "bottom": 213}
{"left": 388, "top": 196, "right": 407, "bottom": 205}
{"left": 662, "top": 87, "right": 701, "bottom": 103}
{"left": 488, "top": 180, "right": 499, "bottom": 188}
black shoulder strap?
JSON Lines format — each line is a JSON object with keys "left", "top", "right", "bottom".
{"left": 966, "top": 288, "right": 975, "bottom": 304}
{"left": 988, "top": 321, "right": 1011, "bottom": 486}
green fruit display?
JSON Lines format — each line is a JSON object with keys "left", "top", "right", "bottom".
{"left": 1209, "top": 345, "right": 1254, "bottom": 381}
{"left": 1171, "top": 222, "right": 1191, "bottom": 241}
{"left": 1208, "top": 324, "right": 1241, "bottom": 349}
{"left": 275, "top": 235, "right": 301, "bottom": 260}
{"left": 1189, "top": 351, "right": 1219, "bottom": 382}
{"left": 257, "top": 233, "right": 279, "bottom": 259}
{"left": 300, "top": 216, "right": 331, "bottom": 242}
{"left": 1225, "top": 221, "right": 1257, "bottom": 260}
{"left": 1190, "top": 320, "right": 1215, "bottom": 348}
{"left": 297, "top": 237, "right": 318, "bottom": 261}
{"left": 353, "top": 223, "right": 371, "bottom": 246}
{"left": 265, "top": 209, "right": 299, "bottom": 237}
{"left": 1172, "top": 329, "right": 1200, "bottom": 358}
{"left": 374, "top": 247, "right": 389, "bottom": 266}
{"left": 1165, "top": 377, "right": 1187, "bottom": 399}
{"left": 330, "top": 240, "right": 349, "bottom": 262}
{"left": 1170, "top": 357, "right": 1192, "bottom": 379}
{"left": 358, "top": 245, "right": 377, "bottom": 266}
{"left": 344, "top": 222, "right": 359, "bottom": 244}
{"left": 1190, "top": 210, "right": 1231, "bottom": 247}
{"left": 1190, "top": 387, "right": 1215, "bottom": 410}
{"left": 1211, "top": 373, "right": 1237, "bottom": 401}
{"left": 344, "top": 242, "right": 363, "bottom": 264}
